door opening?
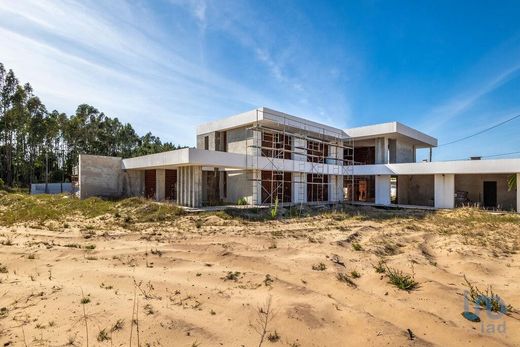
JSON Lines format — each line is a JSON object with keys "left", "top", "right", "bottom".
{"left": 483, "top": 181, "right": 497, "bottom": 208}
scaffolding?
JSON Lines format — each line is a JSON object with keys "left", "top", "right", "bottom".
{"left": 245, "top": 108, "right": 355, "bottom": 207}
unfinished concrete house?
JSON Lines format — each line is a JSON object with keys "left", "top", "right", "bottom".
{"left": 78, "top": 107, "right": 520, "bottom": 212}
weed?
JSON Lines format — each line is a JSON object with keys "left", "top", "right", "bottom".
{"left": 336, "top": 273, "right": 357, "bottom": 288}
{"left": 110, "top": 319, "right": 124, "bottom": 332}
{"left": 0, "top": 307, "right": 8, "bottom": 318}
{"left": 64, "top": 243, "right": 81, "bottom": 248}
{"left": 0, "top": 264, "right": 7, "bottom": 273}
{"left": 264, "top": 274, "right": 274, "bottom": 286}
{"left": 252, "top": 295, "right": 275, "bottom": 347}
{"left": 150, "top": 248, "right": 162, "bottom": 257}
{"left": 223, "top": 271, "right": 241, "bottom": 281}
{"left": 267, "top": 330, "right": 280, "bottom": 342}
{"left": 84, "top": 244, "right": 96, "bottom": 250}
{"left": 210, "top": 309, "right": 216, "bottom": 315}
{"left": 385, "top": 266, "right": 418, "bottom": 291}
{"left": 312, "top": 262, "right": 327, "bottom": 271}
{"left": 350, "top": 270, "right": 361, "bottom": 278}
{"left": 80, "top": 297, "right": 91, "bottom": 304}
{"left": 97, "top": 328, "right": 110, "bottom": 342}
{"left": 237, "top": 197, "right": 248, "bottom": 205}
{"left": 352, "top": 242, "right": 363, "bottom": 251}
{"left": 464, "top": 275, "right": 513, "bottom": 313}
{"left": 48, "top": 321, "right": 55, "bottom": 327}
{"left": 270, "top": 197, "right": 279, "bottom": 220}
{"left": 195, "top": 219, "right": 203, "bottom": 229}
{"left": 1, "top": 237, "right": 13, "bottom": 246}
{"left": 372, "top": 259, "right": 386, "bottom": 273}
{"left": 28, "top": 254, "right": 36, "bottom": 260}
{"left": 144, "top": 304, "right": 155, "bottom": 315}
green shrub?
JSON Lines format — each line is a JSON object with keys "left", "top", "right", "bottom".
{"left": 270, "top": 197, "right": 279, "bottom": 219}
{"left": 385, "top": 266, "right": 418, "bottom": 291}
{"left": 237, "top": 197, "right": 248, "bottom": 205}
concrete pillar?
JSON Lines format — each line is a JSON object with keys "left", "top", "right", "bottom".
{"left": 192, "top": 166, "right": 202, "bottom": 207}
{"left": 292, "top": 172, "right": 307, "bottom": 203}
{"left": 250, "top": 129, "right": 262, "bottom": 157}
{"left": 155, "top": 169, "right": 165, "bottom": 201}
{"left": 516, "top": 173, "right": 520, "bottom": 213}
{"left": 251, "top": 170, "right": 262, "bottom": 205}
{"left": 175, "top": 166, "right": 202, "bottom": 208}
{"left": 434, "top": 174, "right": 455, "bottom": 209}
{"left": 375, "top": 175, "right": 391, "bottom": 205}
{"left": 328, "top": 175, "right": 344, "bottom": 202}
{"left": 375, "top": 137, "right": 389, "bottom": 164}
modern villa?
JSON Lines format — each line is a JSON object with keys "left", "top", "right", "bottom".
{"left": 77, "top": 107, "right": 520, "bottom": 212}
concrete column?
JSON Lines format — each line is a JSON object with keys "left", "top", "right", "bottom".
{"left": 292, "top": 172, "right": 307, "bottom": 203}
{"left": 328, "top": 175, "right": 344, "bottom": 202}
{"left": 434, "top": 174, "right": 455, "bottom": 209}
{"left": 192, "top": 166, "right": 202, "bottom": 207}
{"left": 516, "top": 173, "right": 520, "bottom": 213}
{"left": 375, "top": 175, "right": 391, "bottom": 205}
{"left": 179, "top": 167, "right": 187, "bottom": 206}
{"left": 155, "top": 169, "right": 165, "bottom": 201}
{"left": 250, "top": 129, "right": 262, "bottom": 157}
{"left": 251, "top": 170, "right": 262, "bottom": 205}
{"left": 375, "top": 137, "right": 389, "bottom": 164}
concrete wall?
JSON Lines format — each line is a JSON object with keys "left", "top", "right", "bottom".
{"left": 434, "top": 174, "right": 455, "bottom": 208}
{"left": 455, "top": 174, "right": 516, "bottom": 211}
{"left": 197, "top": 132, "right": 216, "bottom": 151}
{"left": 375, "top": 137, "right": 389, "bottom": 164}
{"left": 226, "top": 170, "right": 253, "bottom": 204}
{"left": 226, "top": 126, "right": 250, "bottom": 154}
{"left": 375, "top": 175, "right": 391, "bottom": 204}
{"left": 121, "top": 170, "right": 144, "bottom": 197}
{"left": 396, "top": 140, "right": 416, "bottom": 163}
{"left": 397, "top": 175, "right": 434, "bottom": 206}
{"left": 79, "top": 154, "right": 122, "bottom": 199}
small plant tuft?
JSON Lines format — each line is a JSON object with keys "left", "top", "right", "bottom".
{"left": 97, "top": 328, "right": 110, "bottom": 342}
{"left": 464, "top": 275, "right": 513, "bottom": 313}
{"left": 312, "top": 262, "right": 327, "bottom": 271}
{"left": 385, "top": 266, "right": 418, "bottom": 291}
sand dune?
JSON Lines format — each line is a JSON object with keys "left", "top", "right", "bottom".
{"left": 1, "top": 206, "right": 519, "bottom": 346}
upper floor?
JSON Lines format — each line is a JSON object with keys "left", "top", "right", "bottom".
{"left": 196, "top": 107, "right": 437, "bottom": 165}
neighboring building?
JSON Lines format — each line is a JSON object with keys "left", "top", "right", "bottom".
{"left": 78, "top": 107, "right": 520, "bottom": 212}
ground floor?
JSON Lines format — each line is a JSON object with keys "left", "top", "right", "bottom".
{"left": 77, "top": 152, "right": 520, "bottom": 212}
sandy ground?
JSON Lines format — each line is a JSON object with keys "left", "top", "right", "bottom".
{"left": 1, "top": 207, "right": 520, "bottom": 347}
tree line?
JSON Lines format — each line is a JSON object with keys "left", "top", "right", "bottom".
{"left": 0, "top": 62, "right": 182, "bottom": 188}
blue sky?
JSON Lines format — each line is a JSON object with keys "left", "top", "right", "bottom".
{"left": 1, "top": 0, "right": 519, "bottom": 161}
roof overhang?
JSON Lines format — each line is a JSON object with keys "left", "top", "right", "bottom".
{"left": 197, "top": 107, "right": 346, "bottom": 139}
{"left": 353, "top": 158, "right": 520, "bottom": 175}
{"left": 345, "top": 122, "right": 437, "bottom": 148}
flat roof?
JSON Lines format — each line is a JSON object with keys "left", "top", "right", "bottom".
{"left": 197, "top": 107, "right": 345, "bottom": 138}
{"left": 197, "top": 107, "right": 437, "bottom": 147}
{"left": 344, "top": 122, "right": 438, "bottom": 147}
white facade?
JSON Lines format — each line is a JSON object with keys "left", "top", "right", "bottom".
{"left": 78, "top": 107, "right": 519, "bottom": 212}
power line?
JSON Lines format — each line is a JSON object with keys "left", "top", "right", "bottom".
{"left": 481, "top": 150, "right": 520, "bottom": 158}
{"left": 438, "top": 113, "right": 520, "bottom": 147}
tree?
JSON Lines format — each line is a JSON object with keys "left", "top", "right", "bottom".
{"left": 0, "top": 62, "right": 183, "bottom": 188}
